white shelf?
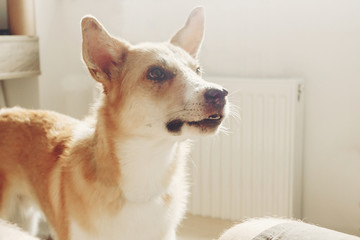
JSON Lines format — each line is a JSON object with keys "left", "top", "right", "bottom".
{"left": 0, "top": 35, "right": 40, "bottom": 80}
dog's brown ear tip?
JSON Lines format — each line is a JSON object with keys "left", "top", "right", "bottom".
{"left": 185, "top": 6, "right": 205, "bottom": 27}
{"left": 81, "top": 15, "right": 100, "bottom": 30}
{"left": 190, "top": 6, "right": 205, "bottom": 18}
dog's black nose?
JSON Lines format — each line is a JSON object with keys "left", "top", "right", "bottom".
{"left": 204, "top": 88, "right": 228, "bottom": 107}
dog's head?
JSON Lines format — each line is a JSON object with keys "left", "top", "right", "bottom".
{"left": 81, "top": 7, "right": 228, "bottom": 139}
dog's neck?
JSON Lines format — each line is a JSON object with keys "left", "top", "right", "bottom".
{"left": 80, "top": 107, "right": 187, "bottom": 203}
{"left": 115, "top": 137, "right": 181, "bottom": 203}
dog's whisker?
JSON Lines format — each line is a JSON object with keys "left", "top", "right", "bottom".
{"left": 227, "top": 98, "right": 242, "bottom": 104}
{"left": 219, "top": 125, "right": 231, "bottom": 135}
{"left": 229, "top": 109, "right": 241, "bottom": 121}
{"left": 227, "top": 89, "right": 242, "bottom": 97}
{"left": 226, "top": 101, "right": 241, "bottom": 121}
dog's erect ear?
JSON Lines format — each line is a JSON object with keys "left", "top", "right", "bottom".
{"left": 81, "top": 16, "right": 129, "bottom": 86}
{"left": 170, "top": 7, "right": 205, "bottom": 58}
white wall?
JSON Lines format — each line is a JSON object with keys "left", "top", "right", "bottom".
{"left": 35, "top": 0, "right": 360, "bottom": 236}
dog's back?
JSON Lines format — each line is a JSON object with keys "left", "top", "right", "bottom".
{"left": 0, "top": 107, "right": 76, "bottom": 171}
{"left": 0, "top": 107, "right": 77, "bottom": 180}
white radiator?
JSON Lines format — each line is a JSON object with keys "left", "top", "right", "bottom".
{"left": 188, "top": 77, "right": 304, "bottom": 221}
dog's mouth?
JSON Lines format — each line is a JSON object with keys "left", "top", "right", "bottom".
{"left": 187, "top": 114, "right": 223, "bottom": 127}
{"left": 166, "top": 114, "right": 223, "bottom": 134}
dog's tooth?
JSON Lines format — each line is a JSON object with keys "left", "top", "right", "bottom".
{"left": 208, "top": 115, "right": 221, "bottom": 120}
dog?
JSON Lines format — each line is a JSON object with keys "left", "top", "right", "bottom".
{"left": 0, "top": 6, "right": 228, "bottom": 240}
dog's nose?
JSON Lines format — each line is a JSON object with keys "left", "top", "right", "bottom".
{"left": 204, "top": 88, "right": 228, "bottom": 107}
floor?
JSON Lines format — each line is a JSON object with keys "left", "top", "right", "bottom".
{"left": 178, "top": 215, "right": 235, "bottom": 240}
{"left": 36, "top": 214, "right": 234, "bottom": 240}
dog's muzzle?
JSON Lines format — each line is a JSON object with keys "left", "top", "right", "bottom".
{"left": 166, "top": 87, "right": 228, "bottom": 134}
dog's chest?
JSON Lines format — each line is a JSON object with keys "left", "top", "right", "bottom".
{"left": 70, "top": 139, "right": 188, "bottom": 240}
{"left": 70, "top": 199, "right": 175, "bottom": 240}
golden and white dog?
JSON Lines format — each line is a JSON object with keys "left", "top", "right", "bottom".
{"left": 0, "top": 7, "right": 228, "bottom": 240}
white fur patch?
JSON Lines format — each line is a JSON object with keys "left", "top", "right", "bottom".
{"left": 117, "top": 138, "right": 178, "bottom": 202}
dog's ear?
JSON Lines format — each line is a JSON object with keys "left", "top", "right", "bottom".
{"left": 81, "top": 16, "right": 129, "bottom": 87}
{"left": 170, "top": 6, "right": 205, "bottom": 58}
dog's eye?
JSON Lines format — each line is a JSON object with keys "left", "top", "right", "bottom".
{"left": 195, "top": 67, "right": 201, "bottom": 74}
{"left": 147, "top": 67, "right": 166, "bottom": 82}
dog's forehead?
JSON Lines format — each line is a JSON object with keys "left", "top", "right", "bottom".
{"left": 129, "top": 42, "right": 198, "bottom": 67}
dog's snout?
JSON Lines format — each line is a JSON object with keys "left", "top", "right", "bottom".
{"left": 204, "top": 88, "right": 228, "bottom": 107}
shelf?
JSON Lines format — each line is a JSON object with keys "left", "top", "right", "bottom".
{"left": 0, "top": 35, "right": 40, "bottom": 80}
